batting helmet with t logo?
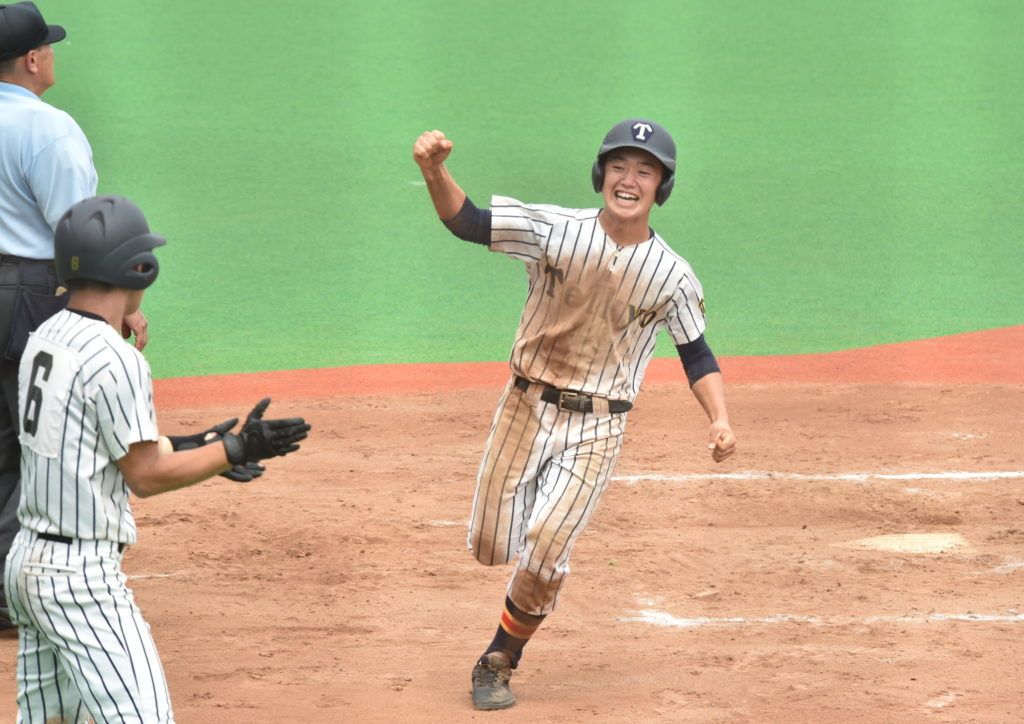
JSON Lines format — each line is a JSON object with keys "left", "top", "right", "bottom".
{"left": 591, "top": 119, "right": 677, "bottom": 205}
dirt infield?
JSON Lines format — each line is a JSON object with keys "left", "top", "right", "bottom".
{"left": 0, "top": 327, "right": 1021, "bottom": 722}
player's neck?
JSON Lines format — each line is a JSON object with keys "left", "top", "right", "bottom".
{"left": 598, "top": 210, "right": 652, "bottom": 247}
{"left": 67, "top": 289, "right": 134, "bottom": 332}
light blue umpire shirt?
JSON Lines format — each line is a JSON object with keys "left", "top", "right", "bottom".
{"left": 0, "top": 80, "right": 97, "bottom": 259}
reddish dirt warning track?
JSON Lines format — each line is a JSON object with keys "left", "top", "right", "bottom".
{"left": 0, "top": 326, "right": 1021, "bottom": 722}
{"left": 150, "top": 324, "right": 1024, "bottom": 408}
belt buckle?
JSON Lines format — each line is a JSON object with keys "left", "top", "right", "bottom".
{"left": 558, "top": 390, "right": 584, "bottom": 412}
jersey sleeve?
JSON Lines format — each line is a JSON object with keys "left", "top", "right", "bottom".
{"left": 664, "top": 271, "right": 708, "bottom": 345}
{"left": 95, "top": 347, "right": 159, "bottom": 461}
{"left": 488, "top": 195, "right": 553, "bottom": 262}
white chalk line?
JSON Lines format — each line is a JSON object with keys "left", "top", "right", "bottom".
{"left": 989, "top": 560, "right": 1024, "bottom": 574}
{"left": 622, "top": 608, "right": 1024, "bottom": 629}
{"left": 127, "top": 573, "right": 181, "bottom": 580}
{"left": 614, "top": 471, "right": 1024, "bottom": 485}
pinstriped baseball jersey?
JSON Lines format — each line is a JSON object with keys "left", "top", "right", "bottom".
{"left": 7, "top": 307, "right": 173, "bottom": 722}
{"left": 17, "top": 308, "right": 158, "bottom": 544}
{"left": 490, "top": 195, "right": 707, "bottom": 401}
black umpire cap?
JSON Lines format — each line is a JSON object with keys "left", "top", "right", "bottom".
{"left": 0, "top": 2, "right": 65, "bottom": 62}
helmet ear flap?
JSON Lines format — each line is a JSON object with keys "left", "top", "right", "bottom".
{"left": 591, "top": 158, "right": 604, "bottom": 194}
{"left": 655, "top": 174, "right": 675, "bottom": 206}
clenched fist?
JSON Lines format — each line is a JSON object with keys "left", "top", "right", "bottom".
{"left": 413, "top": 130, "right": 453, "bottom": 170}
{"left": 708, "top": 423, "right": 737, "bottom": 463}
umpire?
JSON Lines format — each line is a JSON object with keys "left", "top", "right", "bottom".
{"left": 0, "top": 2, "right": 149, "bottom": 629}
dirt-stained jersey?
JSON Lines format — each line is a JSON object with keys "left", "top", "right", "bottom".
{"left": 490, "top": 195, "right": 707, "bottom": 401}
{"left": 17, "top": 308, "right": 158, "bottom": 543}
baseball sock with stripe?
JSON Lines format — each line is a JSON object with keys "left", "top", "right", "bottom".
{"left": 483, "top": 596, "right": 546, "bottom": 667}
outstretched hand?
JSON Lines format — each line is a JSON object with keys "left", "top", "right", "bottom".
{"left": 215, "top": 398, "right": 274, "bottom": 480}
{"left": 167, "top": 416, "right": 266, "bottom": 482}
{"left": 221, "top": 461, "right": 266, "bottom": 483}
{"left": 222, "top": 398, "right": 311, "bottom": 465}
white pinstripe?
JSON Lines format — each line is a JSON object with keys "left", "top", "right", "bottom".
{"left": 490, "top": 196, "right": 706, "bottom": 400}
{"left": 17, "top": 309, "right": 157, "bottom": 543}
{"left": 469, "top": 198, "right": 706, "bottom": 616}
{"left": 469, "top": 379, "right": 626, "bottom": 616}
{"left": 5, "top": 529, "right": 172, "bottom": 723}
{"left": 4, "top": 309, "right": 172, "bottom": 722}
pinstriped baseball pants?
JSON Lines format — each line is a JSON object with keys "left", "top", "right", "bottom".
{"left": 468, "top": 378, "right": 626, "bottom": 616}
{"left": 4, "top": 529, "right": 173, "bottom": 723}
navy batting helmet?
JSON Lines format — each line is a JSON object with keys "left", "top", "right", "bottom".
{"left": 54, "top": 195, "right": 166, "bottom": 289}
{"left": 591, "top": 119, "right": 676, "bottom": 205}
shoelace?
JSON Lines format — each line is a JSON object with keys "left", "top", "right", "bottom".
{"left": 475, "top": 661, "right": 508, "bottom": 687}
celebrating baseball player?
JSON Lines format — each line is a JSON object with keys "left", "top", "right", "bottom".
{"left": 413, "top": 119, "right": 737, "bottom": 710}
{"left": 3, "top": 195, "right": 311, "bottom": 723}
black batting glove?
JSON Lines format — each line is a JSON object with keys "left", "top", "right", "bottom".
{"left": 221, "top": 461, "right": 266, "bottom": 483}
{"left": 243, "top": 397, "right": 270, "bottom": 426}
{"left": 166, "top": 418, "right": 270, "bottom": 483}
{"left": 218, "top": 398, "right": 274, "bottom": 481}
{"left": 222, "top": 398, "right": 310, "bottom": 465}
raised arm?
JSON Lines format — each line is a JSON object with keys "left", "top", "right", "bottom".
{"left": 412, "top": 130, "right": 467, "bottom": 221}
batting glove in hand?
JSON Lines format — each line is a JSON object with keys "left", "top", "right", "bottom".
{"left": 167, "top": 418, "right": 265, "bottom": 483}
{"left": 221, "top": 461, "right": 266, "bottom": 483}
{"left": 218, "top": 398, "right": 274, "bottom": 481}
{"left": 242, "top": 397, "right": 271, "bottom": 426}
{"left": 222, "top": 397, "right": 310, "bottom": 465}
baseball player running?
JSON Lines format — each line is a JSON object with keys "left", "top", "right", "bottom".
{"left": 413, "top": 119, "right": 737, "bottom": 710}
{"left": 4, "top": 195, "right": 311, "bottom": 723}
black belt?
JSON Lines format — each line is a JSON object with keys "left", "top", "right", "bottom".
{"left": 514, "top": 376, "right": 632, "bottom": 414}
{"left": 0, "top": 254, "right": 52, "bottom": 266}
{"left": 38, "top": 531, "right": 125, "bottom": 553}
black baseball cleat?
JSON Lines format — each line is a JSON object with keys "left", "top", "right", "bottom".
{"left": 471, "top": 653, "right": 516, "bottom": 710}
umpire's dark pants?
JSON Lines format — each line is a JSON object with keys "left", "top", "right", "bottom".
{"left": 0, "top": 257, "right": 62, "bottom": 624}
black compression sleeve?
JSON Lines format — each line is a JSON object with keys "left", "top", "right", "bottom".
{"left": 442, "top": 196, "right": 491, "bottom": 246}
{"left": 676, "top": 334, "right": 721, "bottom": 386}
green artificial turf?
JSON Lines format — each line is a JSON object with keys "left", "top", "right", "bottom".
{"left": 38, "top": 0, "right": 1024, "bottom": 378}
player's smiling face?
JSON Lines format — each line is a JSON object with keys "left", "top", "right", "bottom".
{"left": 601, "top": 148, "right": 663, "bottom": 221}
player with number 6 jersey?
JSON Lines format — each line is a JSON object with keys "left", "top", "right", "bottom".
{"left": 413, "top": 118, "right": 738, "bottom": 710}
{"left": 5, "top": 194, "right": 310, "bottom": 723}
